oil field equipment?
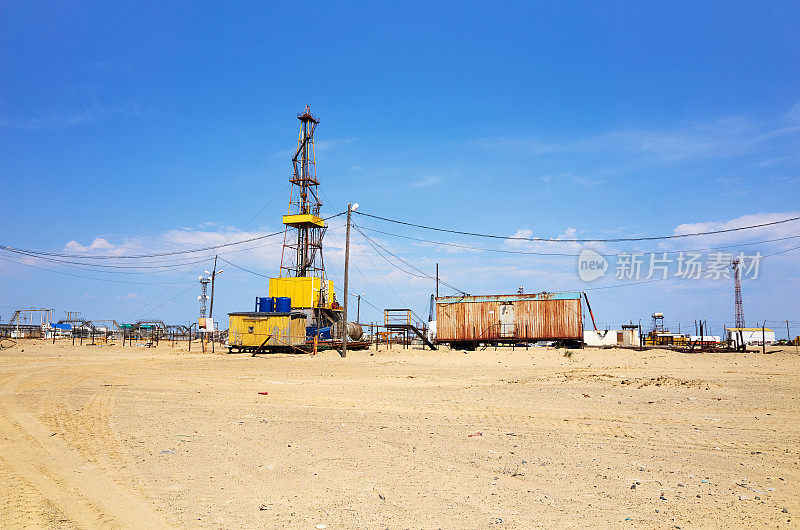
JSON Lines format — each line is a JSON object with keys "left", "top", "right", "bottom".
{"left": 228, "top": 106, "right": 367, "bottom": 354}
{"left": 271, "top": 106, "right": 341, "bottom": 330}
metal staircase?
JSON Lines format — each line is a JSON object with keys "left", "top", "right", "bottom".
{"left": 384, "top": 309, "right": 437, "bottom": 350}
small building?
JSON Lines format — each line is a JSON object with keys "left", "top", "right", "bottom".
{"left": 228, "top": 311, "right": 307, "bottom": 353}
{"left": 427, "top": 320, "right": 437, "bottom": 343}
{"left": 689, "top": 335, "right": 720, "bottom": 344}
{"left": 49, "top": 322, "right": 73, "bottom": 338}
{"left": 583, "top": 329, "right": 617, "bottom": 346}
{"left": 726, "top": 327, "right": 775, "bottom": 346}
{"left": 643, "top": 332, "right": 688, "bottom": 346}
{"left": 583, "top": 326, "right": 640, "bottom": 347}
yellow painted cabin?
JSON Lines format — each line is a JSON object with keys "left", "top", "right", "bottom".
{"left": 228, "top": 312, "right": 307, "bottom": 351}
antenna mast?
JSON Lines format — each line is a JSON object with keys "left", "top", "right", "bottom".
{"left": 732, "top": 259, "right": 745, "bottom": 328}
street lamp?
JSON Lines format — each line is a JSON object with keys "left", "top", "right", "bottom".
{"left": 357, "top": 292, "right": 365, "bottom": 324}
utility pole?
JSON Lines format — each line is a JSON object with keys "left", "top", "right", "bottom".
{"left": 356, "top": 293, "right": 364, "bottom": 325}
{"left": 435, "top": 263, "right": 439, "bottom": 299}
{"left": 205, "top": 256, "right": 223, "bottom": 347}
{"left": 342, "top": 202, "right": 358, "bottom": 358}
{"left": 208, "top": 257, "right": 223, "bottom": 324}
{"left": 209, "top": 256, "right": 218, "bottom": 321}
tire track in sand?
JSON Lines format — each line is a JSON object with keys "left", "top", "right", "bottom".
{"left": 0, "top": 367, "right": 169, "bottom": 528}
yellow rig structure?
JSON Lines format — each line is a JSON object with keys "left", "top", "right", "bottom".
{"left": 228, "top": 106, "right": 342, "bottom": 353}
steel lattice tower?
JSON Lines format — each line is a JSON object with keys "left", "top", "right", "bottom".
{"left": 732, "top": 259, "right": 745, "bottom": 328}
{"left": 279, "top": 106, "right": 327, "bottom": 280}
{"left": 199, "top": 276, "right": 210, "bottom": 318}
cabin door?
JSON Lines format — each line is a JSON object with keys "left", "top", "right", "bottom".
{"left": 499, "top": 303, "right": 515, "bottom": 337}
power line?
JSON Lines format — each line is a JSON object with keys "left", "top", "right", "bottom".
{"left": 218, "top": 255, "right": 382, "bottom": 312}
{"left": 131, "top": 184, "right": 289, "bottom": 318}
{"left": 0, "top": 255, "right": 196, "bottom": 285}
{"left": 353, "top": 223, "right": 800, "bottom": 257}
{"left": 326, "top": 229, "right": 399, "bottom": 308}
{"left": 134, "top": 208, "right": 341, "bottom": 319}
{"left": 0, "top": 238, "right": 283, "bottom": 270}
{"left": 354, "top": 210, "right": 800, "bottom": 243}
{"left": 1, "top": 211, "right": 345, "bottom": 260}
{"left": 217, "top": 220, "right": 347, "bottom": 279}
{"left": 0, "top": 248, "right": 211, "bottom": 273}
{"left": 137, "top": 283, "right": 198, "bottom": 319}
{"left": 581, "top": 244, "right": 800, "bottom": 291}
{"left": 0, "top": 231, "right": 283, "bottom": 259}
{"left": 233, "top": 184, "right": 289, "bottom": 234}
{"left": 217, "top": 257, "right": 268, "bottom": 277}
{"left": 351, "top": 222, "right": 799, "bottom": 295}
{"left": 354, "top": 225, "right": 467, "bottom": 295}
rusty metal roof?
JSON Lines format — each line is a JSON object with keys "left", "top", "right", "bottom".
{"left": 436, "top": 291, "right": 581, "bottom": 304}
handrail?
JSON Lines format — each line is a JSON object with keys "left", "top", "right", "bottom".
{"left": 384, "top": 309, "right": 427, "bottom": 329}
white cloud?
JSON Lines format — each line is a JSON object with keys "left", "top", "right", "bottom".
{"left": 504, "top": 226, "right": 599, "bottom": 255}
{"left": 117, "top": 293, "right": 144, "bottom": 300}
{"left": 57, "top": 223, "right": 289, "bottom": 276}
{"left": 540, "top": 173, "right": 600, "bottom": 187}
{"left": 672, "top": 211, "right": 800, "bottom": 244}
{"left": 314, "top": 137, "right": 355, "bottom": 151}
{"left": 786, "top": 100, "right": 800, "bottom": 123}
{"left": 410, "top": 175, "right": 442, "bottom": 188}
{"left": 0, "top": 104, "right": 148, "bottom": 130}
{"left": 273, "top": 137, "right": 355, "bottom": 158}
{"left": 475, "top": 105, "right": 800, "bottom": 164}
{"left": 64, "top": 238, "right": 115, "bottom": 252}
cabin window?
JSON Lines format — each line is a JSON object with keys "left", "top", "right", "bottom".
{"left": 248, "top": 326, "right": 254, "bottom": 333}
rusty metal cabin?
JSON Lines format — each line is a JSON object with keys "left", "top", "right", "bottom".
{"left": 435, "top": 292, "right": 583, "bottom": 348}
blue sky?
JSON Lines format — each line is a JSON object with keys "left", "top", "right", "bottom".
{"left": 1, "top": 2, "right": 799, "bottom": 334}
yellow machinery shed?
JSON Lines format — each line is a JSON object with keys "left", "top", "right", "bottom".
{"left": 228, "top": 311, "right": 307, "bottom": 353}
{"left": 268, "top": 276, "right": 334, "bottom": 309}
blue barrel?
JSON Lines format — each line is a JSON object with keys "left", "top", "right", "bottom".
{"left": 263, "top": 297, "right": 275, "bottom": 312}
{"left": 255, "top": 297, "right": 274, "bottom": 312}
{"left": 275, "top": 296, "right": 291, "bottom": 313}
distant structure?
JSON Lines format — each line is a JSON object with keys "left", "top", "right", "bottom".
{"left": 428, "top": 294, "right": 435, "bottom": 322}
{"left": 731, "top": 259, "right": 745, "bottom": 329}
{"left": 725, "top": 326, "right": 774, "bottom": 346}
{"left": 198, "top": 275, "right": 210, "bottom": 318}
{"left": 651, "top": 312, "right": 665, "bottom": 333}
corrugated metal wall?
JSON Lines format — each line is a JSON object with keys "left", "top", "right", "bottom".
{"left": 229, "top": 313, "right": 307, "bottom": 347}
{"left": 436, "top": 293, "right": 582, "bottom": 342}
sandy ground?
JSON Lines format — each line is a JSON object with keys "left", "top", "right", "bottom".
{"left": 0, "top": 339, "right": 798, "bottom": 528}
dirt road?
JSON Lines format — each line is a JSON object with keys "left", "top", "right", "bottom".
{"left": 1, "top": 340, "right": 797, "bottom": 527}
